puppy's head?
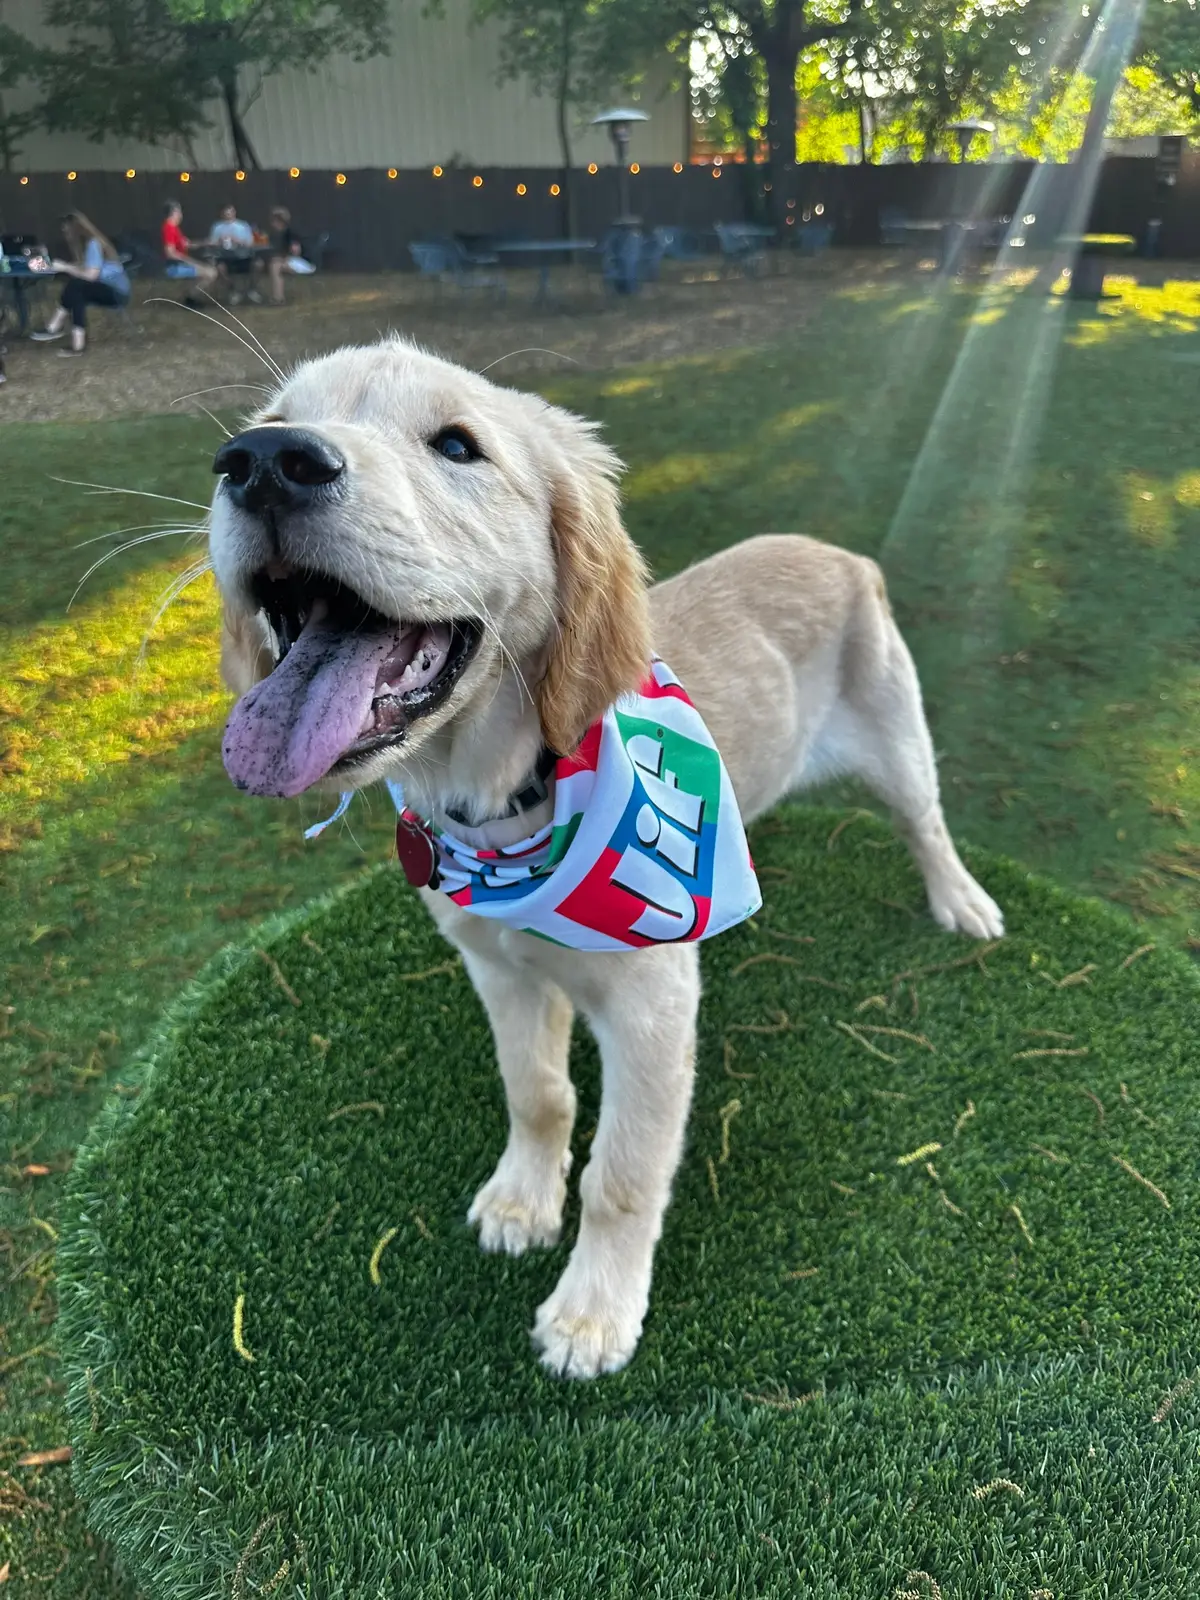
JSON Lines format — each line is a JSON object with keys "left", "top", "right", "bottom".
{"left": 212, "top": 340, "right": 650, "bottom": 802}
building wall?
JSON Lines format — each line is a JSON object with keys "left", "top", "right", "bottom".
{"left": 7, "top": 0, "right": 688, "bottom": 173}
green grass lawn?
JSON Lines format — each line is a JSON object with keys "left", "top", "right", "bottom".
{"left": 3, "top": 270, "right": 1200, "bottom": 1594}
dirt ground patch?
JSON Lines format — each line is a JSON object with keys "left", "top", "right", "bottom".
{"left": 0, "top": 253, "right": 901, "bottom": 424}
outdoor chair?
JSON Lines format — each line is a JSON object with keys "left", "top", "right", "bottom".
{"left": 408, "top": 239, "right": 505, "bottom": 300}
{"left": 794, "top": 220, "right": 834, "bottom": 258}
{"left": 714, "top": 221, "right": 773, "bottom": 277}
{"left": 879, "top": 206, "right": 912, "bottom": 246}
{"left": 652, "top": 226, "right": 704, "bottom": 263}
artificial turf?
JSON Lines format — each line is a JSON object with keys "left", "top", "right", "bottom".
{"left": 59, "top": 808, "right": 1200, "bottom": 1600}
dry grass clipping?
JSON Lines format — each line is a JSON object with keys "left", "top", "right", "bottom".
{"left": 327, "top": 1101, "right": 386, "bottom": 1121}
{"left": 1010, "top": 1204, "right": 1035, "bottom": 1247}
{"left": 256, "top": 949, "right": 300, "bottom": 1008}
{"left": 718, "top": 1098, "right": 742, "bottom": 1164}
{"left": 1112, "top": 1155, "right": 1170, "bottom": 1209}
{"left": 743, "top": 1386, "right": 823, "bottom": 1411}
{"left": 232, "top": 1293, "right": 255, "bottom": 1363}
{"left": 1153, "top": 1374, "right": 1196, "bottom": 1423}
{"left": 835, "top": 1021, "right": 898, "bottom": 1062}
{"left": 972, "top": 1478, "right": 1025, "bottom": 1501}
{"left": 369, "top": 1227, "right": 400, "bottom": 1285}
{"left": 897, "top": 1141, "right": 942, "bottom": 1167}
{"left": 731, "top": 953, "right": 846, "bottom": 989}
{"left": 894, "top": 1573, "right": 943, "bottom": 1600}
{"left": 722, "top": 1039, "right": 754, "bottom": 1082}
{"left": 398, "top": 959, "right": 461, "bottom": 983}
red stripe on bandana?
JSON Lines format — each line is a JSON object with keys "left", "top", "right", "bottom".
{"left": 557, "top": 719, "right": 604, "bottom": 779}
{"left": 556, "top": 849, "right": 713, "bottom": 948}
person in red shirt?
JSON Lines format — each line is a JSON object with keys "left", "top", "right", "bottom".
{"left": 161, "top": 201, "right": 219, "bottom": 296}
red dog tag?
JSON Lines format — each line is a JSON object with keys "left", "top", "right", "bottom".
{"left": 395, "top": 814, "right": 439, "bottom": 889}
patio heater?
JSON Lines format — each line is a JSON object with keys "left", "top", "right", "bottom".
{"left": 946, "top": 119, "right": 995, "bottom": 163}
{"left": 591, "top": 107, "right": 649, "bottom": 294}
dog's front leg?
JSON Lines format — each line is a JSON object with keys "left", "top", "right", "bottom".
{"left": 423, "top": 895, "right": 577, "bottom": 1255}
{"left": 461, "top": 948, "right": 577, "bottom": 1256}
{"left": 533, "top": 943, "right": 700, "bottom": 1379}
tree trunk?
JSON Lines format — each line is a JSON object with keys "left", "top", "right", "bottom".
{"left": 858, "top": 99, "right": 873, "bottom": 164}
{"left": 220, "top": 69, "right": 260, "bottom": 170}
{"left": 763, "top": 37, "right": 799, "bottom": 234}
{"left": 555, "top": 13, "right": 576, "bottom": 240}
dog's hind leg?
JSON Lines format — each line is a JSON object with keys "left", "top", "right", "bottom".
{"left": 811, "top": 563, "right": 1004, "bottom": 941}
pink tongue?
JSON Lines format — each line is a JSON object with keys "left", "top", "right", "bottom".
{"left": 222, "top": 615, "right": 401, "bottom": 798}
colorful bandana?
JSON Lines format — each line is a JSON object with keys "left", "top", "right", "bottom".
{"left": 307, "top": 660, "right": 760, "bottom": 952}
{"left": 407, "top": 661, "right": 761, "bottom": 951}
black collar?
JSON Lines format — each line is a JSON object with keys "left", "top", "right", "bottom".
{"left": 443, "top": 745, "right": 556, "bottom": 830}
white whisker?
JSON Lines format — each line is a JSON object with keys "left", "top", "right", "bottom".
{"left": 69, "top": 529, "right": 209, "bottom": 609}
{"left": 200, "top": 290, "right": 289, "bottom": 386}
{"left": 137, "top": 559, "right": 214, "bottom": 662}
{"left": 478, "top": 348, "right": 580, "bottom": 376}
{"left": 143, "top": 298, "right": 286, "bottom": 385}
{"left": 171, "top": 382, "right": 272, "bottom": 406}
{"left": 73, "top": 520, "right": 205, "bottom": 550}
{"left": 50, "top": 477, "right": 210, "bottom": 512}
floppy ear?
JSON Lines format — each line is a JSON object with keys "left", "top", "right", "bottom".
{"left": 220, "top": 598, "right": 274, "bottom": 696}
{"left": 536, "top": 414, "right": 652, "bottom": 755}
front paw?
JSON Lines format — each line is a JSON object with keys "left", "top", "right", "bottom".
{"left": 532, "top": 1260, "right": 646, "bottom": 1379}
{"left": 468, "top": 1146, "right": 568, "bottom": 1256}
{"left": 929, "top": 868, "right": 1005, "bottom": 941}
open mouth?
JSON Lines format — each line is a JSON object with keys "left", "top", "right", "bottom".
{"left": 221, "top": 563, "right": 479, "bottom": 799}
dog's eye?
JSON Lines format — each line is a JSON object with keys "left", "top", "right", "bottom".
{"left": 430, "top": 426, "right": 482, "bottom": 464}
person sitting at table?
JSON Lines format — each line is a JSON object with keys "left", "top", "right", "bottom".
{"left": 30, "top": 211, "right": 130, "bottom": 358}
{"left": 209, "top": 203, "right": 260, "bottom": 304}
{"left": 266, "top": 206, "right": 316, "bottom": 304}
{"left": 161, "top": 200, "right": 219, "bottom": 303}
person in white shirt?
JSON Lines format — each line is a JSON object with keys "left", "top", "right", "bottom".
{"left": 208, "top": 204, "right": 260, "bottom": 304}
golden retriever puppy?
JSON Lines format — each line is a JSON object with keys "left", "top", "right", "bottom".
{"left": 211, "top": 338, "right": 1003, "bottom": 1379}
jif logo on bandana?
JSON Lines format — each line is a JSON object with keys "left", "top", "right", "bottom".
{"left": 407, "top": 661, "right": 762, "bottom": 952}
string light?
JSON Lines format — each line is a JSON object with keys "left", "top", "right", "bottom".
{"left": 289, "top": 167, "right": 300, "bottom": 178}
{"left": 335, "top": 172, "right": 347, "bottom": 185}
{"left": 712, "top": 167, "right": 721, "bottom": 178}
{"left": 180, "top": 171, "right": 190, "bottom": 183}
{"left": 67, "top": 170, "right": 77, "bottom": 181}
{"left": 629, "top": 162, "right": 640, "bottom": 174}
{"left": 125, "top": 168, "right": 136, "bottom": 179}
{"left": 713, "top": 156, "right": 723, "bottom": 166}
{"left": 432, "top": 165, "right": 444, "bottom": 177}
{"left": 516, "top": 183, "right": 527, "bottom": 195}
{"left": 673, "top": 162, "right": 684, "bottom": 173}
{"left": 587, "top": 162, "right": 598, "bottom": 174}
{"left": 549, "top": 182, "right": 560, "bottom": 196}
{"left": 814, "top": 202, "right": 825, "bottom": 215}
{"left": 235, "top": 169, "right": 246, "bottom": 181}
{"left": 19, "top": 175, "right": 28, "bottom": 185}
{"left": 387, "top": 168, "right": 398, "bottom": 179}
{"left": 472, "top": 175, "right": 483, "bottom": 187}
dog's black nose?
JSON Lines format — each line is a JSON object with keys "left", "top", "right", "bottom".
{"left": 213, "top": 426, "right": 345, "bottom": 515}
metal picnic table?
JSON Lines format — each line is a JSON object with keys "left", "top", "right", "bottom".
{"left": 492, "top": 239, "right": 598, "bottom": 305}
{"left": 1059, "top": 233, "right": 1138, "bottom": 300}
{"left": 0, "top": 255, "right": 56, "bottom": 334}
